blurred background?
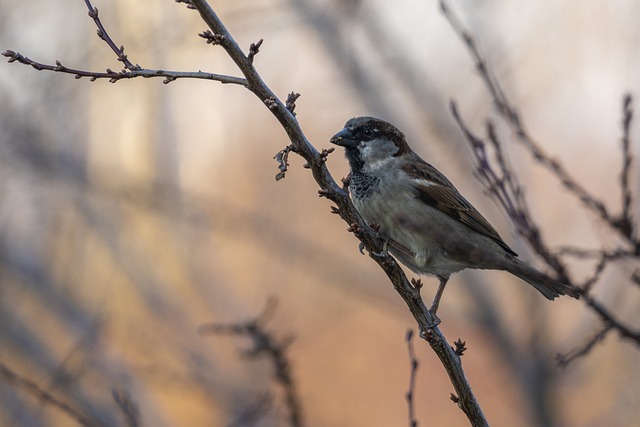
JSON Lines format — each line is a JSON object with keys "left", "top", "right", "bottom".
{"left": 1, "top": 0, "right": 640, "bottom": 426}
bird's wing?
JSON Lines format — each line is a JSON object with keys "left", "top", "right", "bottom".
{"left": 403, "top": 162, "right": 517, "bottom": 256}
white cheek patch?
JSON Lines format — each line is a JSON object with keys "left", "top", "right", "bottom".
{"left": 360, "top": 138, "right": 398, "bottom": 171}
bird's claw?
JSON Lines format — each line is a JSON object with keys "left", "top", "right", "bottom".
{"left": 371, "top": 239, "right": 389, "bottom": 258}
{"left": 419, "top": 313, "right": 441, "bottom": 337}
{"left": 426, "top": 309, "right": 441, "bottom": 328}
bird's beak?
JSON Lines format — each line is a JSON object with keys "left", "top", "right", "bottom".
{"left": 330, "top": 127, "right": 358, "bottom": 148}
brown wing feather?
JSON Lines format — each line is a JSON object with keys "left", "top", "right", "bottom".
{"left": 404, "top": 162, "right": 517, "bottom": 256}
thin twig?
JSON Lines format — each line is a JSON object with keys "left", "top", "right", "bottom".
{"left": 3, "top": 0, "right": 248, "bottom": 86}
{"left": 450, "top": 101, "right": 572, "bottom": 283}
{"left": 0, "top": 362, "right": 107, "bottom": 427}
{"left": 1, "top": 50, "right": 247, "bottom": 86}
{"left": 199, "top": 298, "right": 304, "bottom": 427}
{"left": 451, "top": 100, "right": 640, "bottom": 346}
{"left": 556, "top": 325, "right": 613, "bottom": 368}
{"left": 580, "top": 294, "right": 640, "bottom": 345}
{"left": 440, "top": 0, "right": 639, "bottom": 248}
{"left": 405, "top": 330, "right": 419, "bottom": 427}
{"left": 228, "top": 392, "right": 274, "bottom": 427}
{"left": 82, "top": 0, "right": 137, "bottom": 70}
{"left": 618, "top": 94, "right": 635, "bottom": 241}
{"left": 112, "top": 389, "right": 140, "bottom": 427}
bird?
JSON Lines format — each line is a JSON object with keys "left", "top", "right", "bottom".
{"left": 330, "top": 116, "right": 579, "bottom": 314}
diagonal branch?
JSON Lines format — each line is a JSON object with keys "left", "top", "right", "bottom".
{"left": 0, "top": 361, "right": 109, "bottom": 427}
{"left": 82, "top": 0, "right": 137, "bottom": 70}
{"left": 186, "top": 0, "right": 487, "bottom": 424}
{"left": 556, "top": 325, "right": 612, "bottom": 368}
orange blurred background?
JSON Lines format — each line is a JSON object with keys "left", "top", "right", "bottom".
{"left": 1, "top": 1, "right": 640, "bottom": 426}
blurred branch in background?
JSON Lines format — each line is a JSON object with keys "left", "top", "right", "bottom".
{"left": 440, "top": 0, "right": 639, "bottom": 250}
{"left": 0, "top": 362, "right": 109, "bottom": 427}
{"left": 404, "top": 329, "right": 420, "bottom": 427}
{"left": 444, "top": 1, "right": 640, "bottom": 349}
{"left": 200, "top": 298, "right": 304, "bottom": 427}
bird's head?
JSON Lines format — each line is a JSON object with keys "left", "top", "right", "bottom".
{"left": 330, "top": 116, "right": 411, "bottom": 172}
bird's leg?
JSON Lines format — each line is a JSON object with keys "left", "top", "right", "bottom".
{"left": 429, "top": 276, "right": 449, "bottom": 315}
{"left": 368, "top": 222, "right": 389, "bottom": 258}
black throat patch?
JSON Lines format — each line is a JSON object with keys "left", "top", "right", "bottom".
{"left": 344, "top": 146, "right": 365, "bottom": 172}
{"left": 350, "top": 171, "right": 379, "bottom": 199}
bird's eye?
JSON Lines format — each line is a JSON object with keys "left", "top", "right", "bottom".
{"left": 362, "top": 128, "right": 374, "bottom": 137}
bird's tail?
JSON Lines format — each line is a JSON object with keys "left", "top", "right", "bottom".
{"left": 504, "top": 258, "right": 581, "bottom": 300}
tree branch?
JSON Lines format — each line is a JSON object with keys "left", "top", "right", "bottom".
{"left": 0, "top": 361, "right": 109, "bottom": 427}
{"left": 200, "top": 299, "right": 303, "bottom": 427}
{"left": 405, "top": 329, "right": 419, "bottom": 427}
{"left": 2, "top": 0, "right": 248, "bottom": 86}
{"left": 1, "top": 50, "right": 247, "bottom": 85}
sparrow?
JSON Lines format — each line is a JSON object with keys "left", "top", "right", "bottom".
{"left": 330, "top": 116, "right": 579, "bottom": 314}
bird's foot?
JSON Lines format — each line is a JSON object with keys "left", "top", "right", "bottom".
{"left": 426, "top": 308, "right": 442, "bottom": 329}
{"left": 371, "top": 238, "right": 389, "bottom": 259}
{"left": 419, "top": 314, "right": 441, "bottom": 338}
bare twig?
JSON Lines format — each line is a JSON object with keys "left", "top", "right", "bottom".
{"left": 450, "top": 101, "right": 572, "bottom": 283}
{"left": 451, "top": 100, "right": 640, "bottom": 347}
{"left": 556, "top": 325, "right": 613, "bottom": 367}
{"left": 2, "top": 50, "right": 247, "bottom": 85}
{"left": 440, "top": 0, "right": 640, "bottom": 249}
{"left": 112, "top": 389, "right": 140, "bottom": 427}
{"left": 443, "top": 0, "right": 640, "bottom": 349}
{"left": 228, "top": 392, "right": 274, "bottom": 427}
{"left": 580, "top": 294, "right": 640, "bottom": 345}
{"left": 618, "top": 94, "right": 635, "bottom": 242}
{"left": 405, "top": 330, "right": 419, "bottom": 427}
{"left": 199, "top": 298, "right": 304, "bottom": 427}
{"left": 578, "top": 248, "right": 639, "bottom": 292}
{"left": 82, "top": 0, "right": 137, "bottom": 70}
{"left": 0, "top": 362, "right": 108, "bottom": 427}
{"left": 3, "top": 0, "right": 248, "bottom": 86}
